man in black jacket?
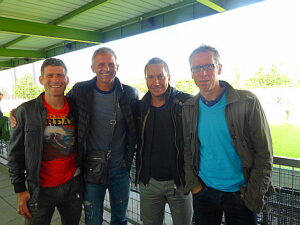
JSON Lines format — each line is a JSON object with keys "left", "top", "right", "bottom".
{"left": 8, "top": 58, "right": 82, "bottom": 225}
{"left": 136, "top": 57, "right": 193, "bottom": 225}
{"left": 67, "top": 47, "right": 138, "bottom": 225}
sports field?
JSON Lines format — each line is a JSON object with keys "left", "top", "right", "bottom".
{"left": 271, "top": 124, "right": 300, "bottom": 159}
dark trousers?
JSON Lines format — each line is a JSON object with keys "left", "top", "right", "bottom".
{"left": 26, "top": 175, "right": 82, "bottom": 225}
{"left": 193, "top": 187, "right": 257, "bottom": 225}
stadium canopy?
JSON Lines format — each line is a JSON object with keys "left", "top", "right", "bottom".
{"left": 0, "top": 0, "right": 263, "bottom": 71}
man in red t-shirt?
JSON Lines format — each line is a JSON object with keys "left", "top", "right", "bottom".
{"left": 8, "top": 58, "right": 82, "bottom": 225}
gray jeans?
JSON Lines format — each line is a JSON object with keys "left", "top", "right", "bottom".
{"left": 26, "top": 175, "right": 82, "bottom": 225}
{"left": 140, "top": 178, "right": 193, "bottom": 225}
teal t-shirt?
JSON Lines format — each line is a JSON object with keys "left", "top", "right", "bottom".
{"left": 198, "top": 93, "right": 246, "bottom": 192}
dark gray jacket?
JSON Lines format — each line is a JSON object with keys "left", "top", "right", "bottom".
{"left": 182, "top": 81, "right": 274, "bottom": 213}
{"left": 8, "top": 94, "right": 77, "bottom": 204}
{"left": 67, "top": 77, "right": 138, "bottom": 170}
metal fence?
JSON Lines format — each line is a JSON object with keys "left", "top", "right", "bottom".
{"left": 261, "top": 157, "right": 300, "bottom": 225}
{"left": 0, "top": 139, "right": 8, "bottom": 163}
{"left": 1, "top": 142, "right": 299, "bottom": 225}
{"left": 103, "top": 156, "right": 300, "bottom": 225}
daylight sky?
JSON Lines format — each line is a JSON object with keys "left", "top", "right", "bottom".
{"left": 1, "top": 0, "right": 300, "bottom": 93}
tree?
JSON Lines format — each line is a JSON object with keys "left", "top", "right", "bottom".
{"left": 14, "top": 75, "right": 73, "bottom": 99}
{"left": 231, "top": 67, "right": 242, "bottom": 88}
{"left": 175, "top": 79, "right": 198, "bottom": 94}
{"left": 14, "top": 75, "right": 43, "bottom": 99}
{"left": 245, "top": 65, "right": 291, "bottom": 88}
{"left": 130, "top": 81, "right": 148, "bottom": 94}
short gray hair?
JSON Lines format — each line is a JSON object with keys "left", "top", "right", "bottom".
{"left": 189, "top": 45, "right": 220, "bottom": 65}
{"left": 92, "top": 47, "right": 117, "bottom": 65}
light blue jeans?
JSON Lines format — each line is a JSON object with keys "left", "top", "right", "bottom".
{"left": 84, "top": 166, "right": 130, "bottom": 225}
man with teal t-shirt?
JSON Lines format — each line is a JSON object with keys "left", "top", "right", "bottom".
{"left": 182, "top": 45, "right": 274, "bottom": 225}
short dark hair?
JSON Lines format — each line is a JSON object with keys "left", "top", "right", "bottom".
{"left": 144, "top": 57, "right": 170, "bottom": 78}
{"left": 92, "top": 47, "right": 117, "bottom": 65}
{"left": 41, "top": 58, "right": 67, "bottom": 76}
{"left": 189, "top": 45, "right": 221, "bottom": 65}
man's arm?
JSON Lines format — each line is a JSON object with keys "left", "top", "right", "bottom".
{"left": 8, "top": 106, "right": 32, "bottom": 219}
{"left": 182, "top": 105, "right": 202, "bottom": 194}
{"left": 244, "top": 96, "right": 273, "bottom": 213}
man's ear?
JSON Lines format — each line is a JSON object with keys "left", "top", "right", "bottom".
{"left": 66, "top": 76, "right": 69, "bottom": 85}
{"left": 91, "top": 65, "right": 96, "bottom": 73}
{"left": 39, "top": 75, "right": 43, "bottom": 85}
{"left": 218, "top": 64, "right": 222, "bottom": 75}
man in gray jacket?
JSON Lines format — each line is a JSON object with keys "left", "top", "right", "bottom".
{"left": 183, "top": 45, "right": 274, "bottom": 225}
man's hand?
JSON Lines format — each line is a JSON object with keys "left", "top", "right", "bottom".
{"left": 10, "top": 109, "right": 17, "bottom": 128}
{"left": 191, "top": 185, "right": 203, "bottom": 194}
{"left": 17, "top": 191, "right": 32, "bottom": 219}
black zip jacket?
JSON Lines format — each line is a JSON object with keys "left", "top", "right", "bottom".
{"left": 8, "top": 93, "right": 77, "bottom": 204}
{"left": 67, "top": 77, "right": 138, "bottom": 171}
{"left": 136, "top": 86, "right": 192, "bottom": 186}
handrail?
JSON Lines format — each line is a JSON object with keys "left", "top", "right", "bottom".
{"left": 273, "top": 156, "right": 300, "bottom": 168}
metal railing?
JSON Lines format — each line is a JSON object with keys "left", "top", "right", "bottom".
{"left": 261, "top": 157, "right": 300, "bottom": 225}
{"left": 104, "top": 156, "right": 300, "bottom": 225}
{"left": 1, "top": 142, "right": 299, "bottom": 225}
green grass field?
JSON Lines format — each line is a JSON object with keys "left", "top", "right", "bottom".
{"left": 270, "top": 124, "right": 300, "bottom": 159}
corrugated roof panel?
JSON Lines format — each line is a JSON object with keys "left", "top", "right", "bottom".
{"left": 60, "top": 0, "right": 181, "bottom": 30}
{"left": 10, "top": 37, "right": 64, "bottom": 50}
{"left": 0, "top": 0, "right": 94, "bottom": 23}
{"left": 0, "top": 0, "right": 265, "bottom": 70}
{"left": 0, "top": 32, "right": 23, "bottom": 45}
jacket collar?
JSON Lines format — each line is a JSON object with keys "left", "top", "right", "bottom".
{"left": 141, "top": 86, "right": 180, "bottom": 106}
{"left": 89, "top": 76, "right": 124, "bottom": 96}
{"left": 184, "top": 80, "right": 240, "bottom": 106}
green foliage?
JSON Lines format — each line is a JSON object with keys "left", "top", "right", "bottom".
{"left": 13, "top": 75, "right": 73, "bottom": 99}
{"left": 14, "top": 75, "right": 43, "bottom": 100}
{"left": 245, "top": 65, "right": 291, "bottom": 88}
{"left": 175, "top": 79, "right": 198, "bottom": 94}
{"left": 65, "top": 85, "right": 73, "bottom": 95}
{"left": 231, "top": 68, "right": 242, "bottom": 88}
{"left": 130, "top": 81, "right": 148, "bottom": 94}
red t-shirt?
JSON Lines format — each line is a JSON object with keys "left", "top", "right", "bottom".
{"left": 39, "top": 96, "right": 77, "bottom": 187}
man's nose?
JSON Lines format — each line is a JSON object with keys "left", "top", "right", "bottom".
{"left": 154, "top": 77, "right": 160, "bottom": 84}
{"left": 198, "top": 69, "right": 209, "bottom": 78}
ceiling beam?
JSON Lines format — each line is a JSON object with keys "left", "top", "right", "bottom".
{"left": 0, "top": 16, "right": 102, "bottom": 44}
{"left": 0, "top": 48, "right": 45, "bottom": 58}
{"left": 51, "top": 0, "right": 112, "bottom": 25}
{"left": 3, "top": 0, "right": 111, "bottom": 48}
{"left": 197, "top": 0, "right": 226, "bottom": 12}
{"left": 0, "top": 61, "right": 12, "bottom": 68}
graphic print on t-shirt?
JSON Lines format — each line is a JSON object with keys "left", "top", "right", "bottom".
{"left": 43, "top": 123, "right": 75, "bottom": 161}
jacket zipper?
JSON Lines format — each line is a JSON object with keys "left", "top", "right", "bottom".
{"left": 136, "top": 108, "right": 150, "bottom": 183}
{"left": 171, "top": 104, "right": 183, "bottom": 186}
{"left": 35, "top": 107, "right": 47, "bottom": 203}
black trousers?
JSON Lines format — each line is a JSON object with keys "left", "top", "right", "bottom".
{"left": 193, "top": 187, "right": 257, "bottom": 225}
{"left": 26, "top": 175, "right": 83, "bottom": 225}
